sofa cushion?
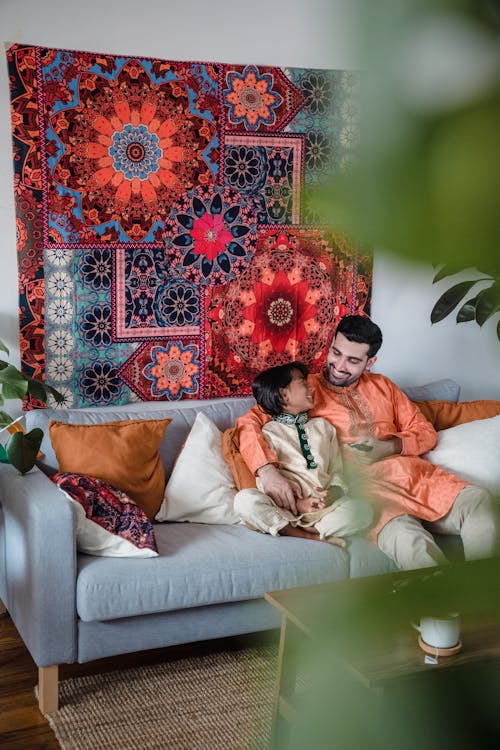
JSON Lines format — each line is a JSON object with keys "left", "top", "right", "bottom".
{"left": 75, "top": 522, "right": 357, "bottom": 622}
{"left": 156, "top": 413, "right": 239, "bottom": 524}
{"left": 424, "top": 416, "right": 500, "bottom": 495}
{"left": 53, "top": 472, "right": 158, "bottom": 558}
{"left": 401, "top": 378, "right": 460, "bottom": 402}
{"left": 49, "top": 418, "right": 171, "bottom": 519}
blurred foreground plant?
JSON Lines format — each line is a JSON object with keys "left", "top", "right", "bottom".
{"left": 313, "top": 0, "right": 500, "bottom": 341}
{"left": 285, "top": 557, "right": 500, "bottom": 750}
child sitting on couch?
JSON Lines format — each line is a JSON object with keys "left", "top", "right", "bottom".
{"left": 234, "top": 361, "right": 373, "bottom": 547}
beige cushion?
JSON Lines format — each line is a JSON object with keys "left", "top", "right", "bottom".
{"left": 156, "top": 412, "right": 239, "bottom": 524}
{"left": 424, "top": 416, "right": 500, "bottom": 495}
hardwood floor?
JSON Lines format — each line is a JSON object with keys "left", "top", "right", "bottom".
{"left": 0, "top": 610, "right": 278, "bottom": 748}
{"left": 0, "top": 612, "right": 56, "bottom": 749}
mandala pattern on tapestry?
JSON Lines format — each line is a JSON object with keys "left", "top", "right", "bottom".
{"left": 204, "top": 226, "right": 372, "bottom": 397}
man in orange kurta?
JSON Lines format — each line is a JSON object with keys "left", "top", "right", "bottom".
{"left": 237, "top": 315, "right": 500, "bottom": 570}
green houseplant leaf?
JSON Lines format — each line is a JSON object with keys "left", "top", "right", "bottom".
{"left": 475, "top": 281, "right": 500, "bottom": 327}
{"left": 6, "top": 428, "right": 44, "bottom": 475}
{"left": 0, "top": 337, "right": 64, "bottom": 474}
{"left": 0, "top": 410, "right": 15, "bottom": 428}
{"left": 456, "top": 295, "right": 479, "bottom": 323}
{"left": 430, "top": 280, "right": 480, "bottom": 324}
{"left": 432, "top": 264, "right": 482, "bottom": 284}
{"left": 26, "top": 377, "right": 65, "bottom": 404}
{"left": 0, "top": 364, "right": 29, "bottom": 400}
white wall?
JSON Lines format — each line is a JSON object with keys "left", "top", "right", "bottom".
{"left": 1, "top": 0, "right": 498, "bottom": 401}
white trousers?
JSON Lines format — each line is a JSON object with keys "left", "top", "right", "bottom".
{"left": 377, "top": 485, "right": 500, "bottom": 570}
{"left": 234, "top": 488, "right": 373, "bottom": 542}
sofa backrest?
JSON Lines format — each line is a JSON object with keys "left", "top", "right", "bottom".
{"left": 26, "top": 396, "right": 255, "bottom": 476}
{"left": 25, "top": 377, "right": 460, "bottom": 476}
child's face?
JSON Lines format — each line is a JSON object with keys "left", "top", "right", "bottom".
{"left": 280, "top": 369, "right": 314, "bottom": 414}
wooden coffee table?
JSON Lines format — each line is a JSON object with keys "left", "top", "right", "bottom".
{"left": 265, "top": 559, "right": 500, "bottom": 749}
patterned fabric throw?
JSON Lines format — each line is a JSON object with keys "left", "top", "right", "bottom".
{"left": 7, "top": 44, "right": 372, "bottom": 407}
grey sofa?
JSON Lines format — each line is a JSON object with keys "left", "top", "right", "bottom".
{"left": 0, "top": 378, "right": 461, "bottom": 712}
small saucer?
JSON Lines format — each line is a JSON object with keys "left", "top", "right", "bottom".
{"left": 418, "top": 634, "right": 462, "bottom": 657}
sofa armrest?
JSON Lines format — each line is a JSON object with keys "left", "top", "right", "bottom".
{"left": 0, "top": 464, "right": 77, "bottom": 666}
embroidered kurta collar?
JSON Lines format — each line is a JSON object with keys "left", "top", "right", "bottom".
{"left": 272, "top": 411, "right": 308, "bottom": 425}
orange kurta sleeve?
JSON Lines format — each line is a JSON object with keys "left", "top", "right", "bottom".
{"left": 388, "top": 383, "right": 438, "bottom": 456}
{"left": 235, "top": 404, "right": 274, "bottom": 475}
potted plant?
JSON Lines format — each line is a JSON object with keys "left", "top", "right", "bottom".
{"left": 0, "top": 338, "right": 63, "bottom": 474}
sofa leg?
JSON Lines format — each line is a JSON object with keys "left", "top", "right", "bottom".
{"left": 38, "top": 665, "right": 59, "bottom": 713}
{"left": 0, "top": 598, "right": 6, "bottom": 615}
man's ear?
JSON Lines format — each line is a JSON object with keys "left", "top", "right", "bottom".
{"left": 366, "top": 355, "right": 377, "bottom": 371}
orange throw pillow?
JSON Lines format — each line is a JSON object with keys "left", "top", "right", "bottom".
{"left": 49, "top": 418, "right": 171, "bottom": 520}
{"left": 413, "top": 400, "right": 500, "bottom": 431}
{"left": 221, "top": 427, "right": 257, "bottom": 491}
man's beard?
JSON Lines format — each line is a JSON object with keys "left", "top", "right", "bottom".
{"left": 326, "top": 365, "right": 358, "bottom": 388}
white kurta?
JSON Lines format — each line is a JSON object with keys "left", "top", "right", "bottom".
{"left": 257, "top": 418, "right": 346, "bottom": 498}
{"left": 234, "top": 417, "right": 373, "bottom": 539}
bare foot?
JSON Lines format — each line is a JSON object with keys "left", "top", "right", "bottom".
{"left": 278, "top": 524, "right": 321, "bottom": 540}
{"left": 296, "top": 497, "right": 324, "bottom": 514}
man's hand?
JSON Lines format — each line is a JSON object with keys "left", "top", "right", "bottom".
{"left": 256, "top": 464, "right": 302, "bottom": 514}
{"left": 345, "top": 436, "right": 402, "bottom": 465}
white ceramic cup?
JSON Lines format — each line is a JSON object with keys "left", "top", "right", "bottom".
{"left": 412, "top": 612, "right": 460, "bottom": 649}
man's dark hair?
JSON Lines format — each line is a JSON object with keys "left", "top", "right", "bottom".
{"left": 252, "top": 361, "right": 309, "bottom": 417}
{"left": 336, "top": 315, "right": 383, "bottom": 358}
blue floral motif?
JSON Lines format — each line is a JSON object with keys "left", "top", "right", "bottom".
{"left": 306, "top": 129, "right": 333, "bottom": 171}
{"left": 164, "top": 184, "right": 257, "bottom": 286}
{"left": 109, "top": 124, "right": 161, "bottom": 180}
{"left": 224, "top": 65, "right": 283, "bottom": 131}
{"left": 80, "top": 361, "right": 122, "bottom": 404}
{"left": 80, "top": 304, "right": 112, "bottom": 347}
{"left": 300, "top": 71, "right": 332, "bottom": 115}
{"left": 224, "top": 146, "right": 263, "bottom": 189}
{"left": 154, "top": 281, "right": 199, "bottom": 327}
{"left": 132, "top": 290, "right": 155, "bottom": 324}
{"left": 143, "top": 341, "right": 199, "bottom": 400}
{"left": 79, "top": 248, "right": 112, "bottom": 290}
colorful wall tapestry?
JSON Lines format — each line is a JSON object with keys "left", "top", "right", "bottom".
{"left": 7, "top": 43, "right": 372, "bottom": 407}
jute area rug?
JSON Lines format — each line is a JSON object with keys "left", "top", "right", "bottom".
{"left": 43, "top": 643, "right": 277, "bottom": 750}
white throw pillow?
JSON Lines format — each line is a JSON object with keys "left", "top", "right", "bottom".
{"left": 156, "top": 412, "right": 239, "bottom": 524}
{"left": 424, "top": 416, "right": 500, "bottom": 495}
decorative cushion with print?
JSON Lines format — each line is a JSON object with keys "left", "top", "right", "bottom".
{"left": 52, "top": 472, "right": 159, "bottom": 557}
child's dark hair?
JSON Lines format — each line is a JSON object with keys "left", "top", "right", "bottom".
{"left": 252, "top": 361, "right": 309, "bottom": 417}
